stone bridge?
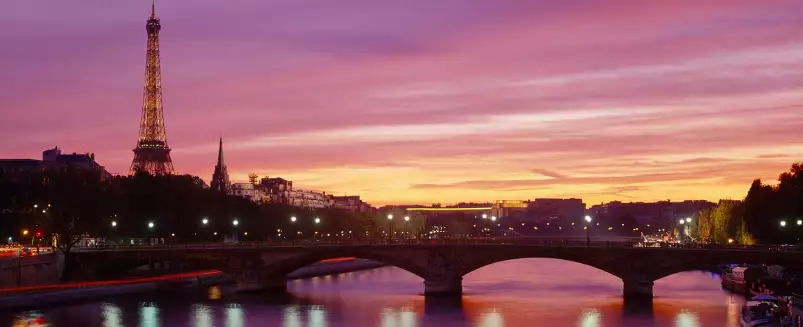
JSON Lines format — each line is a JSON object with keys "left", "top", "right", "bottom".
{"left": 67, "top": 243, "right": 803, "bottom": 300}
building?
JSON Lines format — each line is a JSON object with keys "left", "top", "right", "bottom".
{"left": 492, "top": 200, "right": 528, "bottom": 218}
{"left": 259, "top": 177, "right": 293, "bottom": 204}
{"left": 231, "top": 183, "right": 268, "bottom": 203}
{"left": 0, "top": 146, "right": 110, "bottom": 179}
{"left": 333, "top": 196, "right": 374, "bottom": 213}
{"left": 210, "top": 138, "right": 231, "bottom": 194}
{"left": 526, "top": 198, "right": 586, "bottom": 223}
{"left": 289, "top": 189, "right": 333, "bottom": 209}
{"left": 587, "top": 200, "right": 717, "bottom": 226}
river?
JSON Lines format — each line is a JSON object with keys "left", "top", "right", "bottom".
{"left": 2, "top": 259, "right": 743, "bottom": 327}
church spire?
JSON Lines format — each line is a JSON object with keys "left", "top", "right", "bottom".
{"left": 216, "top": 137, "right": 225, "bottom": 167}
{"left": 210, "top": 137, "right": 231, "bottom": 194}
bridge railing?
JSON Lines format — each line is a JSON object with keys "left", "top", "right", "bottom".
{"left": 73, "top": 238, "right": 803, "bottom": 252}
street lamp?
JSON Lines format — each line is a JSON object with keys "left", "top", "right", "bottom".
{"left": 584, "top": 216, "right": 592, "bottom": 246}
{"left": 22, "top": 229, "right": 28, "bottom": 236}
{"left": 148, "top": 222, "right": 154, "bottom": 228}
{"left": 482, "top": 214, "right": 488, "bottom": 219}
{"left": 780, "top": 220, "right": 787, "bottom": 227}
{"left": 404, "top": 216, "right": 411, "bottom": 239}
{"left": 291, "top": 216, "right": 297, "bottom": 222}
{"left": 490, "top": 216, "right": 497, "bottom": 221}
{"left": 314, "top": 218, "right": 320, "bottom": 224}
{"left": 202, "top": 218, "right": 208, "bottom": 225}
{"left": 685, "top": 217, "right": 692, "bottom": 223}
{"left": 111, "top": 221, "right": 117, "bottom": 227}
{"left": 797, "top": 220, "right": 802, "bottom": 226}
{"left": 232, "top": 219, "right": 239, "bottom": 226}
{"left": 387, "top": 214, "right": 394, "bottom": 242}
{"left": 678, "top": 219, "right": 685, "bottom": 225}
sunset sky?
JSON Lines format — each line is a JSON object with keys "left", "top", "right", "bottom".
{"left": 2, "top": 0, "right": 802, "bottom": 206}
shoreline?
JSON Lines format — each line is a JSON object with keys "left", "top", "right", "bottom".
{"left": 0, "top": 258, "right": 384, "bottom": 310}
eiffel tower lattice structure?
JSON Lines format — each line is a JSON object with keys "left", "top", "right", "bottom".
{"left": 130, "top": 1, "right": 175, "bottom": 175}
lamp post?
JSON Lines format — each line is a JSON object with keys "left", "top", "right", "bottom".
{"left": 232, "top": 219, "right": 239, "bottom": 242}
{"left": 147, "top": 222, "right": 154, "bottom": 245}
{"left": 404, "top": 216, "right": 410, "bottom": 240}
{"left": 387, "top": 214, "right": 394, "bottom": 243}
{"left": 584, "top": 215, "right": 592, "bottom": 246}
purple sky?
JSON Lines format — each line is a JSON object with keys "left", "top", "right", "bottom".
{"left": 2, "top": 0, "right": 802, "bottom": 205}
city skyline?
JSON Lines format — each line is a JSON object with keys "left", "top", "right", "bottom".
{"left": 2, "top": 1, "right": 802, "bottom": 205}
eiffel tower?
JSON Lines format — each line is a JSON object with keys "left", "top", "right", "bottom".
{"left": 130, "top": 0, "right": 175, "bottom": 175}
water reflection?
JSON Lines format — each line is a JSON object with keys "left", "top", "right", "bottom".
{"left": 309, "top": 305, "right": 326, "bottom": 327}
{"left": 11, "top": 311, "right": 48, "bottom": 327}
{"left": 283, "top": 306, "right": 302, "bottom": 327}
{"left": 675, "top": 310, "right": 701, "bottom": 327}
{"left": 381, "top": 307, "right": 418, "bottom": 327}
{"left": 138, "top": 302, "right": 159, "bottom": 327}
{"left": 476, "top": 309, "right": 504, "bottom": 327}
{"left": 193, "top": 304, "right": 214, "bottom": 327}
{"left": 225, "top": 304, "right": 244, "bottom": 327}
{"left": 11, "top": 260, "right": 746, "bottom": 327}
{"left": 579, "top": 309, "right": 601, "bottom": 327}
{"left": 101, "top": 303, "right": 122, "bottom": 327}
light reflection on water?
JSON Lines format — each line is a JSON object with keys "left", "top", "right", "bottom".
{"left": 3, "top": 259, "right": 745, "bottom": 327}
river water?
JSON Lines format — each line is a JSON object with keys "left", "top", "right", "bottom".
{"left": 3, "top": 259, "right": 743, "bottom": 327}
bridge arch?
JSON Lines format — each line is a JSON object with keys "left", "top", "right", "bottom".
{"left": 460, "top": 254, "right": 623, "bottom": 280}
{"left": 259, "top": 248, "right": 430, "bottom": 280}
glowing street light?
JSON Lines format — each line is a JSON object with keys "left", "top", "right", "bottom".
{"left": 482, "top": 214, "right": 488, "bottom": 219}
{"left": 202, "top": 218, "right": 208, "bottom": 225}
{"left": 314, "top": 218, "right": 320, "bottom": 224}
{"left": 491, "top": 216, "right": 497, "bottom": 221}
{"left": 148, "top": 222, "right": 154, "bottom": 228}
{"left": 780, "top": 220, "right": 787, "bottom": 227}
{"left": 22, "top": 229, "right": 29, "bottom": 236}
{"left": 111, "top": 221, "right": 117, "bottom": 227}
{"left": 290, "top": 216, "right": 297, "bottom": 222}
{"left": 404, "top": 216, "right": 410, "bottom": 222}
{"left": 232, "top": 219, "right": 239, "bottom": 226}
{"left": 797, "top": 220, "right": 802, "bottom": 226}
{"left": 584, "top": 215, "right": 592, "bottom": 223}
{"left": 387, "top": 214, "right": 393, "bottom": 220}
{"left": 33, "top": 204, "right": 38, "bottom": 209}
{"left": 679, "top": 219, "right": 685, "bottom": 225}
{"left": 685, "top": 217, "right": 692, "bottom": 223}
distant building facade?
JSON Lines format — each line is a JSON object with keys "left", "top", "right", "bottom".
{"left": 0, "top": 146, "right": 110, "bottom": 179}
{"left": 231, "top": 183, "right": 268, "bottom": 203}
{"left": 226, "top": 174, "right": 374, "bottom": 211}
{"left": 332, "top": 196, "right": 373, "bottom": 213}
{"left": 288, "top": 189, "right": 333, "bottom": 209}
{"left": 526, "top": 198, "right": 586, "bottom": 223}
{"left": 587, "top": 200, "right": 717, "bottom": 225}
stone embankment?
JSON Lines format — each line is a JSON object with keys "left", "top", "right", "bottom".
{"left": 0, "top": 257, "right": 384, "bottom": 309}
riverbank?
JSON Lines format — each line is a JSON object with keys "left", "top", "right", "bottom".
{"left": 0, "top": 258, "right": 383, "bottom": 310}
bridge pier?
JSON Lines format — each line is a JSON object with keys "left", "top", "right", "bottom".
{"left": 622, "top": 278, "right": 653, "bottom": 300}
{"left": 424, "top": 277, "right": 462, "bottom": 297}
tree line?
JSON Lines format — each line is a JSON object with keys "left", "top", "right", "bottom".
{"left": 0, "top": 167, "right": 427, "bottom": 256}
{"left": 690, "top": 163, "right": 803, "bottom": 244}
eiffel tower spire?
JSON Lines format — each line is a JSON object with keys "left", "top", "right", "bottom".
{"left": 210, "top": 137, "right": 231, "bottom": 194}
{"left": 130, "top": 1, "right": 175, "bottom": 175}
